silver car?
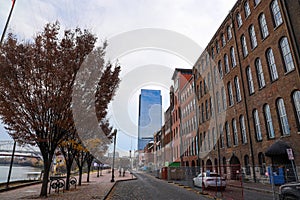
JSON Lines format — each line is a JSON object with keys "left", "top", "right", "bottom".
{"left": 193, "top": 172, "right": 226, "bottom": 190}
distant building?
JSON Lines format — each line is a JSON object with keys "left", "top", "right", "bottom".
{"left": 138, "top": 89, "right": 162, "bottom": 150}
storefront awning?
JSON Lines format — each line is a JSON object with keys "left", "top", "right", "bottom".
{"left": 265, "top": 140, "right": 291, "bottom": 157}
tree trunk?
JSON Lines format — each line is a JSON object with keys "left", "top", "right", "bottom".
{"left": 65, "top": 164, "right": 71, "bottom": 190}
{"left": 78, "top": 167, "right": 82, "bottom": 186}
{"left": 87, "top": 165, "right": 90, "bottom": 182}
{"left": 40, "top": 159, "right": 51, "bottom": 197}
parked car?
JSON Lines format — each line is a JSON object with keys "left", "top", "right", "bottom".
{"left": 193, "top": 172, "right": 226, "bottom": 190}
{"left": 279, "top": 182, "right": 300, "bottom": 200}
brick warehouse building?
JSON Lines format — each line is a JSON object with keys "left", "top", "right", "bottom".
{"left": 193, "top": 0, "right": 300, "bottom": 182}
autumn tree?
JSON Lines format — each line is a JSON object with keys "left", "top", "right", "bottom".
{"left": 0, "top": 22, "right": 97, "bottom": 197}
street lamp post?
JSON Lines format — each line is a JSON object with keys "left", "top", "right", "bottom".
{"left": 111, "top": 129, "right": 117, "bottom": 182}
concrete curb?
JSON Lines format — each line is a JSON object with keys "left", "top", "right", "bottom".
{"left": 102, "top": 175, "right": 137, "bottom": 200}
{"left": 0, "top": 180, "right": 42, "bottom": 193}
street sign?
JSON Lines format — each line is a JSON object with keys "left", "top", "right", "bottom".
{"left": 286, "top": 148, "right": 294, "bottom": 160}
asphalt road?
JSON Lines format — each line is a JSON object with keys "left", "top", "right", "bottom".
{"left": 106, "top": 172, "right": 210, "bottom": 200}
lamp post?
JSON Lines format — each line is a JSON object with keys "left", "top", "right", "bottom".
{"left": 111, "top": 129, "right": 117, "bottom": 182}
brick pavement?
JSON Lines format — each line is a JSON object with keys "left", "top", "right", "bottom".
{"left": 0, "top": 169, "right": 135, "bottom": 200}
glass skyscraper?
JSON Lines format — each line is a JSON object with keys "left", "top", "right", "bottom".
{"left": 138, "top": 89, "right": 162, "bottom": 150}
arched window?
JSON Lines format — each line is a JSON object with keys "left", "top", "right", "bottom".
{"left": 221, "top": 33, "right": 226, "bottom": 47}
{"left": 211, "top": 47, "right": 215, "bottom": 59}
{"left": 225, "top": 122, "right": 231, "bottom": 147}
{"left": 240, "top": 115, "right": 247, "bottom": 144}
{"left": 216, "top": 91, "right": 221, "bottom": 113}
{"left": 253, "top": 109, "right": 263, "bottom": 141}
{"left": 216, "top": 40, "right": 220, "bottom": 54}
{"left": 254, "top": 0, "right": 261, "bottom": 6}
{"left": 237, "top": 12, "right": 243, "bottom": 27}
{"left": 210, "top": 97, "right": 214, "bottom": 118}
{"left": 266, "top": 48, "right": 278, "bottom": 81}
{"left": 244, "top": 155, "right": 251, "bottom": 175}
{"left": 218, "top": 60, "right": 223, "bottom": 79}
{"left": 258, "top": 152, "right": 266, "bottom": 175}
{"left": 241, "top": 34, "right": 248, "bottom": 57}
{"left": 205, "top": 99, "right": 209, "bottom": 120}
{"left": 208, "top": 72, "right": 211, "bottom": 90}
{"left": 277, "top": 98, "right": 290, "bottom": 135}
{"left": 246, "top": 66, "right": 255, "bottom": 94}
{"left": 259, "top": 13, "right": 269, "bottom": 39}
{"left": 221, "top": 86, "right": 227, "bottom": 110}
{"left": 227, "top": 82, "right": 234, "bottom": 106}
{"left": 232, "top": 119, "right": 238, "bottom": 146}
{"left": 249, "top": 25, "right": 257, "bottom": 49}
{"left": 227, "top": 26, "right": 232, "bottom": 40}
{"left": 214, "top": 66, "right": 218, "bottom": 84}
{"left": 234, "top": 76, "right": 242, "bottom": 102}
{"left": 280, "top": 37, "right": 295, "bottom": 72}
{"left": 271, "top": 0, "right": 283, "bottom": 27}
{"left": 230, "top": 47, "right": 237, "bottom": 67}
{"left": 219, "top": 124, "right": 224, "bottom": 148}
{"left": 264, "top": 104, "right": 275, "bottom": 139}
{"left": 255, "top": 58, "right": 266, "bottom": 88}
{"left": 244, "top": 1, "right": 251, "bottom": 18}
{"left": 292, "top": 91, "right": 300, "bottom": 129}
{"left": 224, "top": 54, "right": 230, "bottom": 74}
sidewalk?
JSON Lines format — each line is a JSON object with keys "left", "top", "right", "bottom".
{"left": 0, "top": 170, "right": 136, "bottom": 200}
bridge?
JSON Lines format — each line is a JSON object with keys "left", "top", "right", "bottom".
{"left": 0, "top": 140, "right": 42, "bottom": 159}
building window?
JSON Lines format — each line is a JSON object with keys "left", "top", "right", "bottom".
{"left": 211, "top": 47, "right": 215, "bottom": 59}
{"left": 259, "top": 13, "right": 269, "bottom": 39}
{"left": 205, "top": 99, "right": 209, "bottom": 119}
{"left": 234, "top": 76, "right": 242, "bottom": 102}
{"left": 253, "top": 109, "right": 263, "bottom": 141}
{"left": 216, "top": 40, "right": 220, "bottom": 54}
{"left": 266, "top": 48, "right": 279, "bottom": 81}
{"left": 232, "top": 119, "right": 238, "bottom": 146}
{"left": 221, "top": 86, "right": 227, "bottom": 110}
{"left": 210, "top": 97, "right": 214, "bottom": 118}
{"left": 224, "top": 54, "right": 230, "bottom": 74}
{"left": 264, "top": 104, "right": 275, "bottom": 139}
{"left": 219, "top": 124, "right": 224, "bottom": 148}
{"left": 277, "top": 98, "right": 290, "bottom": 135}
{"left": 218, "top": 60, "right": 223, "bottom": 79}
{"left": 227, "top": 26, "right": 232, "bottom": 40}
{"left": 271, "top": 0, "right": 283, "bottom": 27}
{"left": 221, "top": 33, "right": 226, "bottom": 47}
{"left": 240, "top": 115, "right": 247, "bottom": 144}
{"left": 249, "top": 25, "right": 258, "bottom": 49}
{"left": 237, "top": 12, "right": 243, "bottom": 27}
{"left": 244, "top": 1, "right": 251, "bottom": 18}
{"left": 216, "top": 91, "right": 221, "bottom": 113}
{"left": 280, "top": 37, "right": 295, "bottom": 72}
{"left": 207, "top": 130, "right": 211, "bottom": 151}
{"left": 201, "top": 103, "right": 204, "bottom": 123}
{"left": 228, "top": 82, "right": 234, "bottom": 106}
{"left": 230, "top": 47, "right": 237, "bottom": 67}
{"left": 225, "top": 122, "right": 231, "bottom": 147}
{"left": 241, "top": 34, "right": 248, "bottom": 57}
{"left": 255, "top": 58, "right": 266, "bottom": 88}
{"left": 293, "top": 91, "right": 300, "bottom": 129}
{"left": 244, "top": 155, "right": 251, "bottom": 175}
{"left": 214, "top": 66, "right": 218, "bottom": 84}
{"left": 208, "top": 72, "right": 212, "bottom": 90}
{"left": 246, "top": 66, "right": 255, "bottom": 94}
{"left": 212, "top": 127, "right": 216, "bottom": 150}
{"left": 254, "top": 0, "right": 261, "bottom": 6}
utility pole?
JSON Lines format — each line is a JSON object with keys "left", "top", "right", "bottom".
{"left": 1, "top": 0, "right": 16, "bottom": 45}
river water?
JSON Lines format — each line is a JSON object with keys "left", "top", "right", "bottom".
{"left": 0, "top": 165, "right": 42, "bottom": 183}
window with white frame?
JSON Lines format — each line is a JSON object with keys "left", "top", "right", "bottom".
{"left": 259, "top": 13, "right": 269, "bottom": 39}
{"left": 221, "top": 33, "right": 226, "bottom": 47}
{"left": 227, "top": 26, "right": 232, "bottom": 40}
{"left": 264, "top": 104, "right": 275, "bottom": 139}
{"left": 225, "top": 122, "right": 231, "bottom": 147}
{"left": 246, "top": 66, "right": 255, "bottom": 94}
{"left": 240, "top": 115, "right": 247, "bottom": 144}
{"left": 244, "top": 1, "right": 251, "bottom": 18}
{"left": 241, "top": 34, "right": 249, "bottom": 57}
{"left": 230, "top": 47, "right": 237, "bottom": 67}
{"left": 218, "top": 60, "right": 223, "bottom": 79}
{"left": 234, "top": 76, "right": 242, "bottom": 102}
{"left": 266, "top": 48, "right": 279, "bottom": 81}
{"left": 249, "top": 25, "right": 258, "bottom": 49}
{"left": 277, "top": 98, "right": 290, "bottom": 135}
{"left": 271, "top": 0, "right": 283, "bottom": 27}
{"left": 280, "top": 37, "right": 295, "bottom": 72}
{"left": 221, "top": 86, "right": 227, "bottom": 110}
{"left": 224, "top": 54, "right": 230, "bottom": 74}
{"left": 228, "top": 82, "right": 234, "bottom": 106}
{"left": 253, "top": 109, "right": 263, "bottom": 141}
{"left": 237, "top": 12, "right": 243, "bottom": 27}
{"left": 232, "top": 119, "right": 238, "bottom": 145}
{"left": 293, "top": 91, "right": 300, "bottom": 129}
{"left": 255, "top": 58, "right": 266, "bottom": 88}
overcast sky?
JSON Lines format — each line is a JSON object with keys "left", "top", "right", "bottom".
{"left": 0, "top": 0, "right": 237, "bottom": 156}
